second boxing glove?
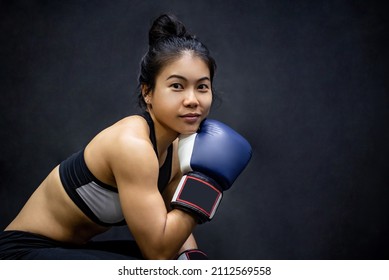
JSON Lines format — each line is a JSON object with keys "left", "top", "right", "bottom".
{"left": 176, "top": 249, "right": 208, "bottom": 260}
{"left": 171, "top": 119, "right": 252, "bottom": 223}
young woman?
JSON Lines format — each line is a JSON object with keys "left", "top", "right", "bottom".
{"left": 0, "top": 14, "right": 251, "bottom": 260}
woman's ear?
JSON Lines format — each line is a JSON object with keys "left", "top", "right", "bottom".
{"left": 141, "top": 84, "right": 152, "bottom": 105}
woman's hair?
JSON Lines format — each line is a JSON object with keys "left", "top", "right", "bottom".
{"left": 137, "top": 14, "right": 217, "bottom": 109}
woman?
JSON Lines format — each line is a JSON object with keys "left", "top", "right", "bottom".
{"left": 0, "top": 14, "right": 250, "bottom": 260}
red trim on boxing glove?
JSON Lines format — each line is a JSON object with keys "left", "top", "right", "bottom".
{"left": 171, "top": 171, "right": 223, "bottom": 223}
{"left": 177, "top": 249, "right": 208, "bottom": 260}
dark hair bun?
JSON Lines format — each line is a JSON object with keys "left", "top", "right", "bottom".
{"left": 149, "top": 14, "right": 189, "bottom": 47}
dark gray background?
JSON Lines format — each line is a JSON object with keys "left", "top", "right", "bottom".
{"left": 1, "top": 0, "right": 388, "bottom": 259}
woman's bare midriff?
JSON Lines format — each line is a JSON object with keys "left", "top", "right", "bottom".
{"left": 5, "top": 165, "right": 110, "bottom": 244}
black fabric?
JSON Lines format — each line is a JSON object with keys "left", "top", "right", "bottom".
{"left": 0, "top": 230, "right": 143, "bottom": 260}
{"left": 59, "top": 149, "right": 123, "bottom": 227}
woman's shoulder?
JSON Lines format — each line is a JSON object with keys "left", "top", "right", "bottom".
{"left": 85, "top": 115, "right": 156, "bottom": 173}
{"left": 102, "top": 115, "right": 153, "bottom": 153}
{"left": 97, "top": 115, "right": 148, "bottom": 141}
{"left": 112, "top": 114, "right": 149, "bottom": 134}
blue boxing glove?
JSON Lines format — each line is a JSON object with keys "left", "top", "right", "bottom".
{"left": 171, "top": 119, "right": 252, "bottom": 223}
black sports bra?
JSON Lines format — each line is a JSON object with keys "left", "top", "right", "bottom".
{"left": 59, "top": 111, "right": 173, "bottom": 227}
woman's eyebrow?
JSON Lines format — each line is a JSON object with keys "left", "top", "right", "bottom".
{"left": 166, "top": 75, "right": 210, "bottom": 82}
{"left": 166, "top": 74, "right": 187, "bottom": 81}
{"left": 198, "top": 77, "right": 211, "bottom": 82}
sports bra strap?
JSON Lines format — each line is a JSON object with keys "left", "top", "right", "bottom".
{"left": 139, "top": 111, "right": 173, "bottom": 193}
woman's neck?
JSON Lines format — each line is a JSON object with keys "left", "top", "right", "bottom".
{"left": 147, "top": 110, "right": 179, "bottom": 158}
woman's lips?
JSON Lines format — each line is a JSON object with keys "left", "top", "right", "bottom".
{"left": 181, "top": 113, "right": 200, "bottom": 123}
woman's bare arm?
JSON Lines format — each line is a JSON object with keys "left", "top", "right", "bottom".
{"left": 111, "top": 135, "right": 197, "bottom": 259}
{"left": 162, "top": 144, "right": 199, "bottom": 255}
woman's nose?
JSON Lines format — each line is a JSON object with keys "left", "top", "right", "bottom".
{"left": 183, "top": 90, "right": 199, "bottom": 107}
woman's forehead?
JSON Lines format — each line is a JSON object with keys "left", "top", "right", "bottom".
{"left": 158, "top": 53, "right": 211, "bottom": 81}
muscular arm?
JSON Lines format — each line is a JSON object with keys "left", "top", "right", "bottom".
{"left": 163, "top": 167, "right": 198, "bottom": 255}
{"left": 162, "top": 160, "right": 198, "bottom": 255}
{"left": 111, "top": 136, "right": 197, "bottom": 260}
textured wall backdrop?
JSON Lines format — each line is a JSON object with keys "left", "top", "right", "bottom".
{"left": 1, "top": 0, "right": 388, "bottom": 259}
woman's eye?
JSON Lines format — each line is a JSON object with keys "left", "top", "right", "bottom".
{"left": 170, "top": 83, "right": 183, "bottom": 90}
{"left": 198, "top": 84, "right": 210, "bottom": 91}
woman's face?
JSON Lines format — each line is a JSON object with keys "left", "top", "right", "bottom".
{"left": 146, "top": 52, "right": 213, "bottom": 135}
